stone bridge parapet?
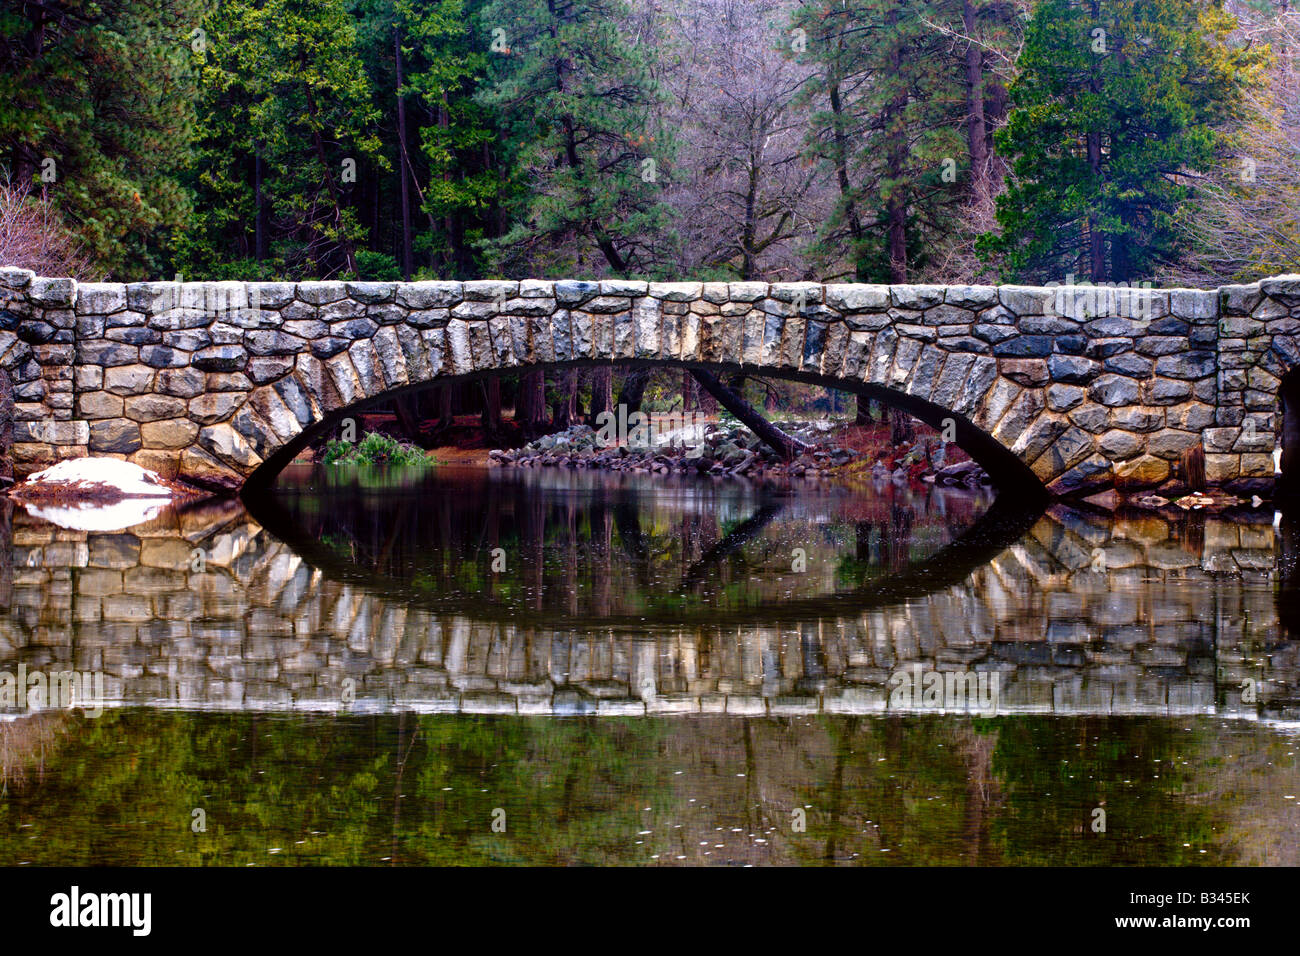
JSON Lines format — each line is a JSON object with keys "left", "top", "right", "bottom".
{"left": 2, "top": 268, "right": 1299, "bottom": 496}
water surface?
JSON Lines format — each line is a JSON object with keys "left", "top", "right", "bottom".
{"left": 0, "top": 466, "right": 1297, "bottom": 865}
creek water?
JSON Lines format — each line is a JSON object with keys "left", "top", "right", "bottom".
{"left": 0, "top": 464, "right": 1297, "bottom": 865}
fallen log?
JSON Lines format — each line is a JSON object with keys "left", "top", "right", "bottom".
{"left": 688, "top": 369, "right": 811, "bottom": 461}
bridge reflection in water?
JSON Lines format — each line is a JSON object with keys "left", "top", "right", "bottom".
{"left": 0, "top": 468, "right": 1295, "bottom": 723}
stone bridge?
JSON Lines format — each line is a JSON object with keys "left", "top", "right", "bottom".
{"left": 2, "top": 268, "right": 1299, "bottom": 496}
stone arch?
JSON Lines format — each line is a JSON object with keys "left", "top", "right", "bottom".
{"left": 1278, "top": 365, "right": 1300, "bottom": 496}
{"left": 237, "top": 358, "right": 1047, "bottom": 498}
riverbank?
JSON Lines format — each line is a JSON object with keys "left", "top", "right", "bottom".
{"left": 487, "top": 417, "right": 1274, "bottom": 514}
{"left": 489, "top": 419, "right": 990, "bottom": 486}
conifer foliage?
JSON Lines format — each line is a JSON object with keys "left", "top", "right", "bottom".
{"left": 0, "top": 0, "right": 204, "bottom": 277}
{"left": 0, "top": 0, "right": 1283, "bottom": 288}
{"left": 978, "top": 0, "right": 1264, "bottom": 283}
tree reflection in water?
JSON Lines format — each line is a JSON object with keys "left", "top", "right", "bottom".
{"left": 0, "top": 711, "right": 1288, "bottom": 866}
{"left": 0, "top": 466, "right": 1298, "bottom": 864}
{"left": 251, "top": 463, "right": 1003, "bottom": 624}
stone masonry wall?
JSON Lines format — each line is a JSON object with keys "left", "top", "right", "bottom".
{"left": 1210, "top": 277, "right": 1300, "bottom": 484}
{"left": 1, "top": 267, "right": 1299, "bottom": 495}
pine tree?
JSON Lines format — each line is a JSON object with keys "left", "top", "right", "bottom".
{"left": 978, "top": 0, "right": 1264, "bottom": 284}
{"left": 792, "top": 0, "right": 970, "bottom": 283}
{"left": 475, "top": 0, "right": 673, "bottom": 277}
{"left": 0, "top": 0, "right": 204, "bottom": 277}
{"left": 398, "top": 0, "right": 505, "bottom": 277}
{"left": 177, "top": 0, "right": 385, "bottom": 279}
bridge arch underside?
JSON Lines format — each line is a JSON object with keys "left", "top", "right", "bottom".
{"left": 6, "top": 273, "right": 1300, "bottom": 498}
{"left": 243, "top": 360, "right": 1044, "bottom": 497}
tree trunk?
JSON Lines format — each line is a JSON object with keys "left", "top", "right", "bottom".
{"left": 439, "top": 95, "right": 456, "bottom": 272}
{"left": 552, "top": 370, "right": 578, "bottom": 427}
{"left": 692, "top": 375, "right": 717, "bottom": 415}
{"left": 1086, "top": 0, "right": 1106, "bottom": 282}
{"left": 740, "top": 134, "right": 762, "bottom": 280}
{"left": 480, "top": 379, "right": 502, "bottom": 436}
{"left": 302, "top": 74, "right": 358, "bottom": 276}
{"left": 689, "top": 369, "right": 810, "bottom": 460}
{"left": 516, "top": 370, "right": 547, "bottom": 437}
{"left": 682, "top": 502, "right": 785, "bottom": 589}
{"left": 828, "top": 71, "right": 867, "bottom": 281}
{"left": 1087, "top": 127, "right": 1105, "bottom": 281}
{"left": 437, "top": 384, "right": 455, "bottom": 431}
{"left": 589, "top": 367, "right": 613, "bottom": 422}
{"left": 855, "top": 394, "right": 873, "bottom": 426}
{"left": 551, "top": 29, "right": 630, "bottom": 278}
{"left": 617, "top": 368, "right": 651, "bottom": 415}
{"left": 962, "top": 0, "right": 991, "bottom": 209}
{"left": 394, "top": 24, "right": 413, "bottom": 281}
{"left": 886, "top": 42, "right": 909, "bottom": 284}
{"left": 254, "top": 146, "right": 267, "bottom": 261}
{"left": 393, "top": 395, "right": 420, "bottom": 441}
{"left": 889, "top": 407, "right": 914, "bottom": 446}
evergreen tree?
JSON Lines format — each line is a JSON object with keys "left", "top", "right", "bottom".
{"left": 476, "top": 0, "right": 674, "bottom": 277}
{"left": 399, "top": 0, "right": 505, "bottom": 278}
{"left": 0, "top": 0, "right": 205, "bottom": 277}
{"left": 792, "top": 0, "right": 970, "bottom": 283}
{"left": 978, "top": 0, "right": 1263, "bottom": 284}
{"left": 176, "top": 0, "right": 385, "bottom": 279}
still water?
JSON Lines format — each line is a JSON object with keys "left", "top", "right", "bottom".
{"left": 0, "top": 465, "right": 1298, "bottom": 865}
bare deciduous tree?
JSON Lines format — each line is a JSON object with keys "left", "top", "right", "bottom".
{"left": 1174, "top": 4, "right": 1300, "bottom": 284}
{"left": 0, "top": 178, "right": 93, "bottom": 278}
{"left": 658, "top": 0, "right": 831, "bottom": 280}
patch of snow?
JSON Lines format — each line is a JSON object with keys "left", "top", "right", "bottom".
{"left": 21, "top": 499, "right": 170, "bottom": 532}
{"left": 12, "top": 458, "right": 183, "bottom": 531}
{"left": 26, "top": 458, "right": 175, "bottom": 498}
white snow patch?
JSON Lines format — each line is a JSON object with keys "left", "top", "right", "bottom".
{"left": 22, "top": 499, "right": 170, "bottom": 532}
{"left": 12, "top": 457, "right": 183, "bottom": 531}
{"left": 25, "top": 457, "right": 176, "bottom": 498}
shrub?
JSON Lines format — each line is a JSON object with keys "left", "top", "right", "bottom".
{"left": 350, "top": 250, "right": 402, "bottom": 281}
{"left": 0, "top": 178, "right": 93, "bottom": 278}
{"left": 322, "top": 431, "right": 428, "bottom": 467}
{"left": 321, "top": 438, "right": 357, "bottom": 465}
